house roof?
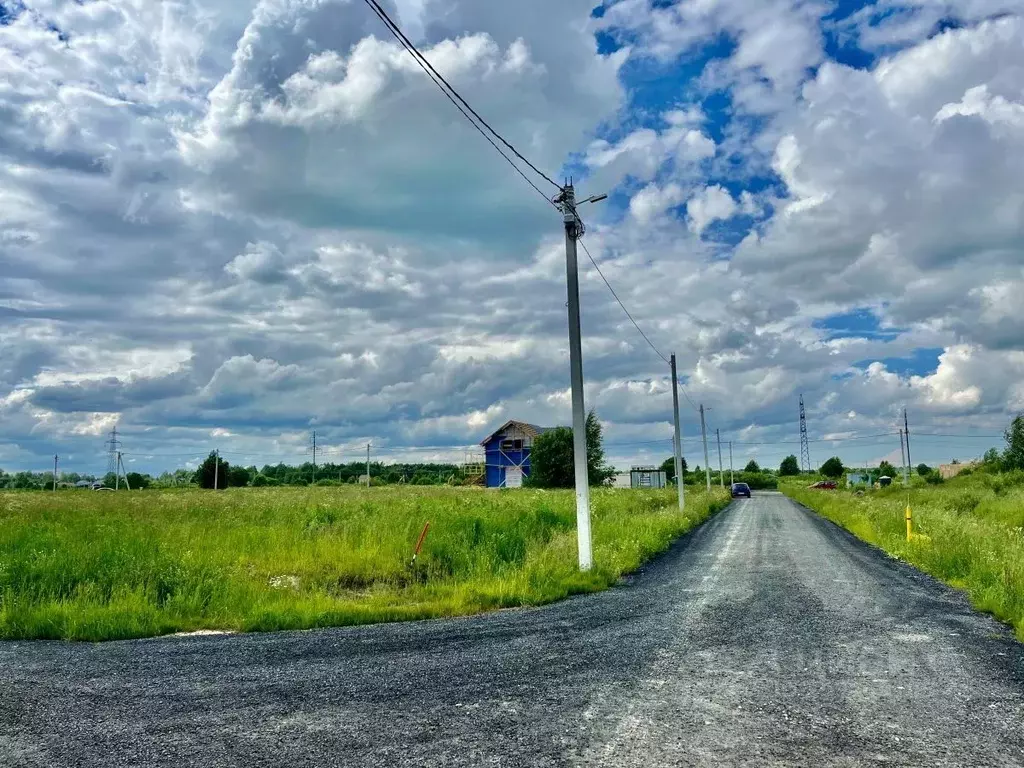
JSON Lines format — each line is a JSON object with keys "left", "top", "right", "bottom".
{"left": 479, "top": 420, "right": 557, "bottom": 446}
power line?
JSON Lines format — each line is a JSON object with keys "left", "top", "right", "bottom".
{"left": 574, "top": 239, "right": 700, "bottom": 411}
{"left": 577, "top": 239, "right": 669, "bottom": 366}
{"left": 359, "top": 0, "right": 558, "bottom": 204}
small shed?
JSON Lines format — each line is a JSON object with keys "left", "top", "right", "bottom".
{"left": 630, "top": 466, "right": 667, "bottom": 489}
{"left": 480, "top": 420, "right": 556, "bottom": 488}
{"left": 847, "top": 472, "right": 870, "bottom": 487}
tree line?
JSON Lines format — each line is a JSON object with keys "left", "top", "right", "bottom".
{"left": 6, "top": 414, "right": 1023, "bottom": 491}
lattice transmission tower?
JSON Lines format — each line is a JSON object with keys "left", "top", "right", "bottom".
{"left": 799, "top": 395, "right": 811, "bottom": 473}
{"left": 105, "top": 426, "right": 121, "bottom": 477}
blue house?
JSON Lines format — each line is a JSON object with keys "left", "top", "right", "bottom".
{"left": 480, "top": 420, "right": 555, "bottom": 488}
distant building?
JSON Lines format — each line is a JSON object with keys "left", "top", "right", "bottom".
{"left": 630, "top": 466, "right": 667, "bottom": 489}
{"left": 939, "top": 461, "right": 979, "bottom": 480}
{"left": 480, "top": 421, "right": 557, "bottom": 488}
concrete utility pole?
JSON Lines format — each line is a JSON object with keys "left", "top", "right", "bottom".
{"left": 729, "top": 441, "right": 734, "bottom": 486}
{"left": 716, "top": 428, "right": 724, "bottom": 488}
{"left": 899, "top": 428, "right": 909, "bottom": 486}
{"left": 904, "top": 408, "right": 912, "bottom": 475}
{"left": 53, "top": 454, "right": 58, "bottom": 491}
{"left": 213, "top": 449, "right": 219, "bottom": 491}
{"left": 554, "top": 181, "right": 605, "bottom": 572}
{"left": 118, "top": 452, "right": 131, "bottom": 490}
{"left": 366, "top": 443, "right": 371, "bottom": 488}
{"left": 699, "top": 404, "right": 711, "bottom": 492}
{"left": 311, "top": 430, "right": 317, "bottom": 484}
{"left": 115, "top": 451, "right": 121, "bottom": 490}
{"left": 670, "top": 354, "right": 685, "bottom": 511}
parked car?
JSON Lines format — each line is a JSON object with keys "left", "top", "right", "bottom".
{"left": 730, "top": 482, "right": 751, "bottom": 498}
{"left": 809, "top": 480, "right": 837, "bottom": 490}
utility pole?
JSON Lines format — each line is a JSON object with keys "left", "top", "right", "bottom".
{"left": 311, "top": 430, "right": 317, "bottom": 484}
{"left": 729, "top": 442, "right": 734, "bottom": 486}
{"left": 699, "top": 404, "right": 711, "bottom": 492}
{"left": 904, "top": 408, "right": 912, "bottom": 476}
{"left": 716, "top": 428, "right": 724, "bottom": 488}
{"left": 118, "top": 452, "right": 131, "bottom": 490}
{"left": 53, "top": 454, "right": 58, "bottom": 491}
{"left": 554, "top": 181, "right": 604, "bottom": 572}
{"left": 115, "top": 451, "right": 121, "bottom": 490}
{"left": 899, "top": 428, "right": 909, "bottom": 486}
{"left": 213, "top": 449, "right": 219, "bottom": 491}
{"left": 366, "top": 443, "right": 371, "bottom": 488}
{"left": 670, "top": 354, "right": 685, "bottom": 511}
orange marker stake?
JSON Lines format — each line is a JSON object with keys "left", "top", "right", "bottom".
{"left": 411, "top": 522, "right": 431, "bottom": 567}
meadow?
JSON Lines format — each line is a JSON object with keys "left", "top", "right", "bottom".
{"left": 783, "top": 473, "right": 1024, "bottom": 640}
{"left": 0, "top": 485, "right": 728, "bottom": 641}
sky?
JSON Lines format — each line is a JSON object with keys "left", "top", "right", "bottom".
{"left": 1, "top": 0, "right": 1023, "bottom": 477}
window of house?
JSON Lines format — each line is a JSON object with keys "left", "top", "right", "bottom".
{"left": 500, "top": 439, "right": 523, "bottom": 452}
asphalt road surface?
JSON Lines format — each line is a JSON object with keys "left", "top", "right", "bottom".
{"left": 3, "top": 493, "right": 1024, "bottom": 767}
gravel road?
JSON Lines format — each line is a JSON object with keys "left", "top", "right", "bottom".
{"left": 2, "top": 492, "right": 1023, "bottom": 767}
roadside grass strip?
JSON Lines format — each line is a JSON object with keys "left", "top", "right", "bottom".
{"left": 0, "top": 486, "right": 728, "bottom": 641}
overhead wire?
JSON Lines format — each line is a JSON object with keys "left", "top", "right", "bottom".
{"left": 576, "top": 237, "right": 701, "bottom": 412}
{"left": 359, "top": 0, "right": 558, "bottom": 206}
{"left": 576, "top": 238, "right": 670, "bottom": 366}
{"left": 365, "top": 0, "right": 706, "bottom": 433}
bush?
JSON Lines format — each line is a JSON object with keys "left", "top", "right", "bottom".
{"left": 734, "top": 472, "right": 778, "bottom": 490}
{"left": 943, "top": 490, "right": 982, "bottom": 515}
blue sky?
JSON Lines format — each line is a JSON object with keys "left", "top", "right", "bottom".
{"left": 0, "top": 0, "right": 1023, "bottom": 477}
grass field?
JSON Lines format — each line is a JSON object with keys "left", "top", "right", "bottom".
{"left": 0, "top": 486, "right": 728, "bottom": 642}
{"left": 783, "top": 474, "right": 1024, "bottom": 640}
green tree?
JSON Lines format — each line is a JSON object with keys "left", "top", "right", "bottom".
{"left": 779, "top": 455, "right": 800, "bottom": 476}
{"left": 1004, "top": 414, "right": 1024, "bottom": 470}
{"left": 916, "top": 463, "right": 932, "bottom": 476}
{"left": 819, "top": 457, "right": 844, "bottom": 479}
{"left": 878, "top": 460, "right": 897, "bottom": 478}
{"left": 529, "top": 411, "right": 613, "bottom": 488}
{"left": 743, "top": 459, "right": 761, "bottom": 473}
{"left": 659, "top": 456, "right": 687, "bottom": 483}
{"left": 194, "top": 451, "right": 230, "bottom": 489}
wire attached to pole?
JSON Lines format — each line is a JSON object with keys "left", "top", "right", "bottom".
{"left": 360, "top": 0, "right": 559, "bottom": 206}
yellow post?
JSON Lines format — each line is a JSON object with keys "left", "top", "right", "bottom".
{"left": 905, "top": 504, "right": 912, "bottom": 541}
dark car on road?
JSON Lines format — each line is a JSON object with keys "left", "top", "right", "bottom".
{"left": 731, "top": 482, "right": 751, "bottom": 498}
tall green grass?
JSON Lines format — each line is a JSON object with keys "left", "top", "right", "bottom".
{"left": 0, "top": 486, "right": 728, "bottom": 641}
{"left": 783, "top": 475, "right": 1024, "bottom": 640}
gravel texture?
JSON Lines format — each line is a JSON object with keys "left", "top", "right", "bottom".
{"left": 2, "top": 492, "right": 1023, "bottom": 766}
